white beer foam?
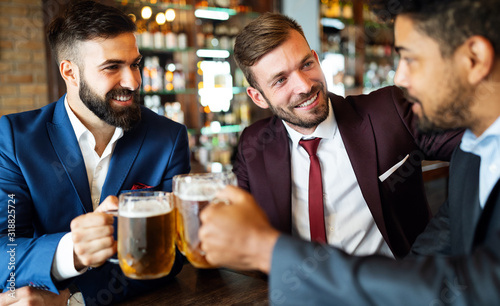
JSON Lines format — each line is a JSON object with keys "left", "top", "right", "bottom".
{"left": 120, "top": 200, "right": 173, "bottom": 218}
{"left": 176, "top": 194, "right": 214, "bottom": 201}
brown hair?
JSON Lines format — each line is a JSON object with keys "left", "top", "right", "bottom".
{"left": 233, "top": 12, "right": 308, "bottom": 89}
{"left": 47, "top": 0, "right": 136, "bottom": 64}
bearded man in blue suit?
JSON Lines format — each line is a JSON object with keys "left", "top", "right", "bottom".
{"left": 0, "top": 1, "right": 190, "bottom": 305}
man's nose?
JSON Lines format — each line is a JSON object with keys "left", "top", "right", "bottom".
{"left": 293, "top": 71, "right": 313, "bottom": 94}
{"left": 393, "top": 62, "right": 409, "bottom": 89}
{"left": 120, "top": 68, "right": 141, "bottom": 91}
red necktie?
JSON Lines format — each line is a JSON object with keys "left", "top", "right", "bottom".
{"left": 299, "top": 138, "right": 327, "bottom": 243}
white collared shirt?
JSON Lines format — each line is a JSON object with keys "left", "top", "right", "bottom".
{"left": 284, "top": 100, "right": 393, "bottom": 257}
{"left": 51, "top": 97, "right": 123, "bottom": 281}
{"left": 67, "top": 101, "right": 124, "bottom": 210}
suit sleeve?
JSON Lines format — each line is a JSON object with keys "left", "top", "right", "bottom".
{"left": 0, "top": 116, "right": 66, "bottom": 294}
{"left": 390, "top": 86, "right": 464, "bottom": 161}
{"left": 269, "top": 233, "right": 499, "bottom": 306}
{"left": 409, "top": 199, "right": 452, "bottom": 256}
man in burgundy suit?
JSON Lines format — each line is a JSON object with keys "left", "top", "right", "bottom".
{"left": 231, "top": 13, "right": 463, "bottom": 258}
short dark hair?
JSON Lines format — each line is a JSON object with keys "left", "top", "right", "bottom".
{"left": 47, "top": 0, "right": 136, "bottom": 64}
{"left": 233, "top": 13, "right": 307, "bottom": 89}
{"left": 369, "top": 0, "right": 500, "bottom": 57}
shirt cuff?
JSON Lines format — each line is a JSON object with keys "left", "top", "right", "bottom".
{"left": 51, "top": 232, "right": 88, "bottom": 281}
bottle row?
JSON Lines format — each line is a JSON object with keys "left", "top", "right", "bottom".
{"left": 138, "top": 27, "right": 189, "bottom": 50}
{"left": 145, "top": 95, "right": 186, "bottom": 124}
{"left": 142, "top": 56, "right": 187, "bottom": 93}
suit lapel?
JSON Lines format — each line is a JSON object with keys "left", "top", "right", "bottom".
{"left": 100, "top": 118, "right": 148, "bottom": 200}
{"left": 47, "top": 96, "right": 93, "bottom": 212}
{"left": 450, "top": 149, "right": 482, "bottom": 252}
{"left": 263, "top": 117, "right": 292, "bottom": 232}
{"left": 332, "top": 93, "right": 388, "bottom": 242}
{"left": 474, "top": 178, "right": 500, "bottom": 247}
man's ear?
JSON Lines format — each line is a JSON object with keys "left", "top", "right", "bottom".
{"left": 459, "top": 36, "right": 494, "bottom": 85}
{"left": 60, "top": 60, "right": 79, "bottom": 87}
{"left": 247, "top": 87, "right": 269, "bottom": 109}
{"left": 312, "top": 49, "right": 320, "bottom": 63}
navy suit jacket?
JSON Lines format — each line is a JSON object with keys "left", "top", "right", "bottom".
{"left": 0, "top": 95, "right": 190, "bottom": 304}
{"left": 234, "top": 86, "right": 463, "bottom": 258}
{"left": 269, "top": 147, "right": 500, "bottom": 305}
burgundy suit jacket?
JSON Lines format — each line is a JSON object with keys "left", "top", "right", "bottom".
{"left": 233, "top": 86, "right": 463, "bottom": 258}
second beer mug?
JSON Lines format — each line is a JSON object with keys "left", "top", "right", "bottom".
{"left": 117, "top": 191, "right": 176, "bottom": 279}
{"left": 173, "top": 172, "right": 237, "bottom": 268}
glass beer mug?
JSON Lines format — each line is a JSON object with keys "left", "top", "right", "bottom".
{"left": 173, "top": 172, "right": 237, "bottom": 268}
{"left": 116, "top": 191, "right": 176, "bottom": 279}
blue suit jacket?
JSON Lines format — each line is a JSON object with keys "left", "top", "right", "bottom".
{"left": 0, "top": 95, "right": 190, "bottom": 304}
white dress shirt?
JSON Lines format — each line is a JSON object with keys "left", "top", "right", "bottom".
{"left": 284, "top": 100, "right": 393, "bottom": 257}
{"left": 51, "top": 97, "right": 123, "bottom": 281}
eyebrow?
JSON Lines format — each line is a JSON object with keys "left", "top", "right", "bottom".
{"left": 266, "top": 53, "right": 313, "bottom": 85}
{"left": 394, "top": 46, "right": 409, "bottom": 54}
{"left": 98, "top": 55, "right": 143, "bottom": 67}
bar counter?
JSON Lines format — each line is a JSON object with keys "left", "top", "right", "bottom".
{"left": 116, "top": 263, "right": 269, "bottom": 305}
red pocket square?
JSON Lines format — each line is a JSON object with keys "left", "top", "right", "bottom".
{"left": 131, "top": 182, "right": 153, "bottom": 190}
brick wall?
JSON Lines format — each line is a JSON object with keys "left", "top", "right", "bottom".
{"left": 0, "top": 0, "right": 49, "bottom": 117}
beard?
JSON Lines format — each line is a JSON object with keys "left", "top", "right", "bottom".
{"left": 263, "top": 82, "right": 329, "bottom": 129}
{"left": 79, "top": 76, "right": 141, "bottom": 131}
{"left": 401, "top": 75, "right": 476, "bottom": 134}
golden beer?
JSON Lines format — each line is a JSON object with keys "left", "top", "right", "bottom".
{"left": 117, "top": 192, "right": 175, "bottom": 279}
{"left": 173, "top": 171, "right": 237, "bottom": 269}
{"left": 175, "top": 195, "right": 212, "bottom": 268}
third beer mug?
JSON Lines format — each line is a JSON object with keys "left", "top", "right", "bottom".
{"left": 173, "top": 172, "right": 237, "bottom": 268}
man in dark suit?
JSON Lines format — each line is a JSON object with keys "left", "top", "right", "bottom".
{"left": 199, "top": 0, "right": 500, "bottom": 304}
{"left": 0, "top": 1, "right": 189, "bottom": 305}
{"left": 232, "top": 13, "right": 462, "bottom": 258}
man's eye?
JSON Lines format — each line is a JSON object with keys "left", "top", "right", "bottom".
{"left": 105, "top": 65, "right": 119, "bottom": 70}
{"left": 403, "top": 57, "right": 414, "bottom": 65}
{"left": 275, "top": 78, "right": 285, "bottom": 85}
{"left": 132, "top": 63, "right": 140, "bottom": 69}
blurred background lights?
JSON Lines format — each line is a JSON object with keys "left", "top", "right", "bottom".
{"left": 156, "top": 12, "right": 166, "bottom": 25}
{"left": 166, "top": 9, "right": 176, "bottom": 22}
{"left": 167, "top": 63, "right": 176, "bottom": 72}
{"left": 141, "top": 6, "right": 152, "bottom": 19}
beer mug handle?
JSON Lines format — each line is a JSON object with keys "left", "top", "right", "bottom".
{"left": 105, "top": 210, "right": 119, "bottom": 264}
{"left": 105, "top": 209, "right": 118, "bottom": 217}
{"left": 210, "top": 198, "right": 230, "bottom": 205}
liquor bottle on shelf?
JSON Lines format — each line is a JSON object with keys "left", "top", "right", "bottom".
{"left": 150, "top": 56, "right": 164, "bottom": 92}
{"left": 140, "top": 23, "right": 153, "bottom": 49}
{"left": 164, "top": 102, "right": 185, "bottom": 124}
{"left": 164, "top": 61, "right": 175, "bottom": 92}
{"left": 172, "top": 63, "right": 186, "bottom": 91}
{"left": 144, "top": 95, "right": 163, "bottom": 115}
{"left": 165, "top": 23, "right": 177, "bottom": 49}
{"left": 216, "top": 24, "right": 231, "bottom": 50}
{"left": 142, "top": 57, "right": 152, "bottom": 92}
{"left": 177, "top": 25, "right": 188, "bottom": 50}
{"left": 153, "top": 23, "right": 165, "bottom": 49}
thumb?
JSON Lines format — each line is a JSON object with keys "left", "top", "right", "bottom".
{"left": 95, "top": 195, "right": 119, "bottom": 213}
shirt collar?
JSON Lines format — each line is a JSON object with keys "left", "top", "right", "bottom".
{"left": 64, "top": 96, "right": 124, "bottom": 145}
{"left": 460, "top": 115, "right": 500, "bottom": 153}
{"left": 283, "top": 97, "right": 337, "bottom": 146}
{"left": 64, "top": 96, "right": 89, "bottom": 142}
